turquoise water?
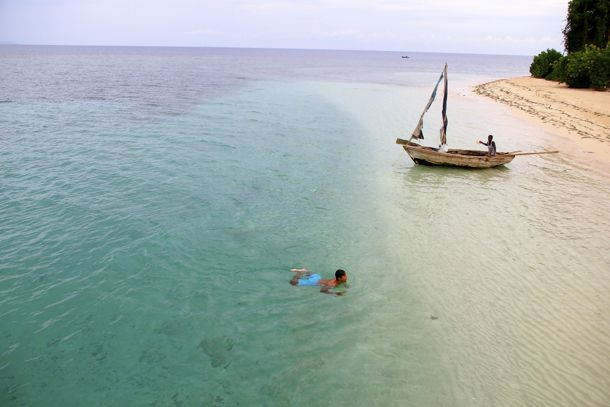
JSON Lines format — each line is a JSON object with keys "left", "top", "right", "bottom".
{"left": 1, "top": 46, "right": 609, "bottom": 406}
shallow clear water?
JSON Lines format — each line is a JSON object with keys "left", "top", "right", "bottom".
{"left": 1, "top": 46, "right": 609, "bottom": 406}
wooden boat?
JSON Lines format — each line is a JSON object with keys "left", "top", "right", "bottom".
{"left": 396, "top": 63, "right": 515, "bottom": 169}
{"left": 396, "top": 138, "right": 515, "bottom": 168}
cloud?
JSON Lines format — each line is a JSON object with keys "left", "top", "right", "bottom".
{"left": 311, "top": 29, "right": 361, "bottom": 39}
{"left": 327, "top": 0, "right": 566, "bottom": 18}
{"left": 0, "top": 0, "right": 567, "bottom": 54}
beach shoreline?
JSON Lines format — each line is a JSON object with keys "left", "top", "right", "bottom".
{"left": 473, "top": 76, "right": 610, "bottom": 168}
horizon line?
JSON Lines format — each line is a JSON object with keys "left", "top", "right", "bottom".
{"left": 0, "top": 42, "right": 533, "bottom": 58}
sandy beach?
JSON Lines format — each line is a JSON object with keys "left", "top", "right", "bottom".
{"left": 474, "top": 77, "right": 610, "bottom": 166}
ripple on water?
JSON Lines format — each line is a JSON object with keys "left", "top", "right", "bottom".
{"left": 1, "top": 49, "right": 609, "bottom": 406}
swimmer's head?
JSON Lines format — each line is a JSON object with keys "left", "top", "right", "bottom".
{"left": 335, "top": 269, "right": 347, "bottom": 282}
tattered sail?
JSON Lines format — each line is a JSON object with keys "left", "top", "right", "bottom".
{"left": 410, "top": 63, "right": 449, "bottom": 145}
{"left": 439, "top": 63, "right": 448, "bottom": 146}
{"left": 396, "top": 63, "right": 534, "bottom": 168}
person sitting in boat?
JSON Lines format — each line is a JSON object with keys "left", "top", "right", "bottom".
{"left": 479, "top": 134, "right": 497, "bottom": 156}
{"left": 290, "top": 268, "right": 348, "bottom": 296}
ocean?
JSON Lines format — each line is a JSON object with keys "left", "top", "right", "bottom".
{"left": 1, "top": 45, "right": 609, "bottom": 406}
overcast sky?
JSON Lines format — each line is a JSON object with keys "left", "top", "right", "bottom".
{"left": 0, "top": 0, "right": 568, "bottom": 55}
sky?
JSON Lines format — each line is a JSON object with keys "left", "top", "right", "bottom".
{"left": 0, "top": 0, "right": 568, "bottom": 55}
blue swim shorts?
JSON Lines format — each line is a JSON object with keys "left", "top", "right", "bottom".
{"left": 297, "top": 274, "right": 321, "bottom": 286}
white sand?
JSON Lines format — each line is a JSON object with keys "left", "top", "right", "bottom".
{"left": 474, "top": 77, "right": 610, "bottom": 166}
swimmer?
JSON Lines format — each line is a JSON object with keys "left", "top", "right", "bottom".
{"left": 290, "top": 268, "right": 348, "bottom": 296}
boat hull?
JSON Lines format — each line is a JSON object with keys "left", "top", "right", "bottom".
{"left": 397, "top": 139, "right": 515, "bottom": 168}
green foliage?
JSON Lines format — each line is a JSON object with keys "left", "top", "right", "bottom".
{"left": 547, "top": 56, "right": 568, "bottom": 82}
{"left": 532, "top": 0, "right": 610, "bottom": 89}
{"left": 589, "top": 45, "right": 610, "bottom": 89}
{"left": 562, "top": 44, "right": 610, "bottom": 89}
{"left": 563, "top": 0, "right": 610, "bottom": 53}
{"left": 530, "top": 49, "right": 563, "bottom": 78}
{"left": 564, "top": 50, "right": 591, "bottom": 87}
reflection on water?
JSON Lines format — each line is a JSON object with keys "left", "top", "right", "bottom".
{"left": 397, "top": 162, "right": 512, "bottom": 187}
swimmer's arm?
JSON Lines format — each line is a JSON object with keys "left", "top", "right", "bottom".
{"left": 320, "top": 286, "right": 344, "bottom": 296}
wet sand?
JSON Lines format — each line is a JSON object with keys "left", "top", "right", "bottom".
{"left": 474, "top": 77, "right": 610, "bottom": 166}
